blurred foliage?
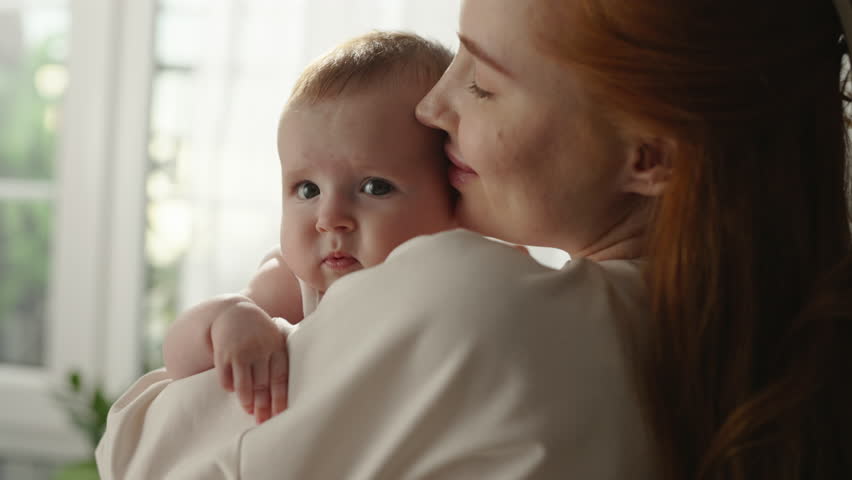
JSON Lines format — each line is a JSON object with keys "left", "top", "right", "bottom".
{"left": 0, "top": 34, "right": 62, "bottom": 178}
{"left": 53, "top": 460, "right": 98, "bottom": 480}
{"left": 0, "top": 30, "right": 64, "bottom": 365}
{"left": 0, "top": 201, "right": 51, "bottom": 365}
{"left": 53, "top": 370, "right": 113, "bottom": 454}
{"left": 52, "top": 370, "right": 113, "bottom": 480}
{"left": 143, "top": 259, "right": 181, "bottom": 372}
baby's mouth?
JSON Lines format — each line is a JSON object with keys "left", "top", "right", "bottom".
{"left": 322, "top": 252, "right": 360, "bottom": 271}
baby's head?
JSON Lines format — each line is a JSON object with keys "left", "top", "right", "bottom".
{"left": 277, "top": 31, "right": 456, "bottom": 293}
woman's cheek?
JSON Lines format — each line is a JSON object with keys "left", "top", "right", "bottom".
{"left": 460, "top": 127, "right": 490, "bottom": 172}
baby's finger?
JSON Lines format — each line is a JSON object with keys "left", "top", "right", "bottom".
{"left": 252, "top": 361, "right": 271, "bottom": 424}
{"left": 233, "top": 362, "right": 254, "bottom": 415}
{"left": 217, "top": 361, "right": 234, "bottom": 392}
{"left": 269, "top": 350, "right": 289, "bottom": 415}
{"left": 213, "top": 349, "right": 234, "bottom": 392}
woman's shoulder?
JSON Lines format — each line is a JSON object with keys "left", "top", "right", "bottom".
{"left": 315, "top": 229, "right": 647, "bottom": 347}
{"left": 382, "top": 229, "right": 646, "bottom": 313}
{"left": 291, "top": 229, "right": 655, "bottom": 478}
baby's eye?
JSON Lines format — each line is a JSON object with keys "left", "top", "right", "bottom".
{"left": 361, "top": 178, "right": 395, "bottom": 196}
{"left": 296, "top": 181, "right": 320, "bottom": 199}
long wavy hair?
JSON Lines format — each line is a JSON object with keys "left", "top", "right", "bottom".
{"left": 536, "top": 1, "right": 852, "bottom": 478}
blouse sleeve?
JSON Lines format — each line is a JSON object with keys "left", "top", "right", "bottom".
{"left": 96, "top": 229, "right": 654, "bottom": 480}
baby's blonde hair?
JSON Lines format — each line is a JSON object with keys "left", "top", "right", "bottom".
{"left": 289, "top": 31, "right": 452, "bottom": 105}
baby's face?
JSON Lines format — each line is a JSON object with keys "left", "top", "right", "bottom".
{"left": 277, "top": 82, "right": 456, "bottom": 293}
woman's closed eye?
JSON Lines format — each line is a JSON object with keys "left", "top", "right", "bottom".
{"left": 361, "top": 177, "right": 396, "bottom": 197}
{"left": 467, "top": 80, "right": 493, "bottom": 100}
{"left": 295, "top": 181, "right": 321, "bottom": 200}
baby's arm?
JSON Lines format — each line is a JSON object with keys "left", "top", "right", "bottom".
{"left": 162, "top": 247, "right": 303, "bottom": 422}
{"left": 242, "top": 248, "right": 305, "bottom": 323}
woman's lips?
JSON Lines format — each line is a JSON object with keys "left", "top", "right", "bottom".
{"left": 445, "top": 145, "right": 477, "bottom": 188}
{"left": 322, "top": 253, "right": 360, "bottom": 271}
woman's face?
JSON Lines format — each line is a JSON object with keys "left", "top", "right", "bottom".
{"left": 416, "top": 0, "right": 633, "bottom": 252}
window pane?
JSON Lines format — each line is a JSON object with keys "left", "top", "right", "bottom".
{"left": 0, "top": 199, "right": 52, "bottom": 366}
{"left": 0, "top": 6, "right": 68, "bottom": 179}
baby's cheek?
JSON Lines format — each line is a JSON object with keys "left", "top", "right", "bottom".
{"left": 279, "top": 239, "right": 311, "bottom": 282}
{"left": 442, "top": 211, "right": 460, "bottom": 229}
{"left": 359, "top": 252, "right": 386, "bottom": 269}
{"left": 361, "top": 241, "right": 399, "bottom": 268}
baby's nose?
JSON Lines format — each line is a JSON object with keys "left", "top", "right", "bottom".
{"left": 315, "top": 203, "right": 355, "bottom": 233}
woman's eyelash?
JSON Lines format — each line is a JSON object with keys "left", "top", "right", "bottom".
{"left": 467, "top": 81, "right": 493, "bottom": 99}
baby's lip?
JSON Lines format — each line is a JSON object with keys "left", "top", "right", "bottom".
{"left": 445, "top": 143, "right": 476, "bottom": 173}
{"left": 322, "top": 252, "right": 361, "bottom": 270}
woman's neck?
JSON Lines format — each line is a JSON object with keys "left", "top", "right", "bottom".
{"left": 570, "top": 200, "right": 650, "bottom": 261}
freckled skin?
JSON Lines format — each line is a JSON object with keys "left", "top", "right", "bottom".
{"left": 416, "top": 0, "right": 639, "bottom": 255}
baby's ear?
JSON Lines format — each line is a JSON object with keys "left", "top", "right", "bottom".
{"left": 622, "top": 138, "right": 673, "bottom": 197}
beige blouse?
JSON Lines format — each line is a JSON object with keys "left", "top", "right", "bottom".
{"left": 95, "top": 229, "right": 656, "bottom": 479}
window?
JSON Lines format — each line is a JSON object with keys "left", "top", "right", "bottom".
{"left": 0, "top": 0, "right": 479, "bottom": 469}
{"left": 0, "top": 0, "right": 155, "bottom": 466}
{"left": 0, "top": 3, "right": 66, "bottom": 368}
{"left": 0, "top": 0, "right": 81, "bottom": 464}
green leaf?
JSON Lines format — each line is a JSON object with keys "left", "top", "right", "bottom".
{"left": 68, "top": 370, "right": 81, "bottom": 392}
{"left": 91, "top": 388, "right": 110, "bottom": 420}
{"left": 53, "top": 459, "right": 99, "bottom": 480}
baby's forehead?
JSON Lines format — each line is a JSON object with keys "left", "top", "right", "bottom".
{"left": 278, "top": 75, "right": 445, "bottom": 169}
{"left": 279, "top": 126, "right": 445, "bottom": 177}
{"left": 281, "top": 84, "right": 438, "bottom": 138}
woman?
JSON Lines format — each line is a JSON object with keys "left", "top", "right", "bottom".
{"left": 96, "top": 0, "right": 852, "bottom": 478}
{"left": 418, "top": 0, "right": 852, "bottom": 478}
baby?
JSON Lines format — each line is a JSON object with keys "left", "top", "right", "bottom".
{"left": 162, "top": 31, "right": 457, "bottom": 424}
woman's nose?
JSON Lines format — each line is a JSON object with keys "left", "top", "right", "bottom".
{"left": 415, "top": 80, "right": 454, "bottom": 132}
{"left": 315, "top": 200, "right": 355, "bottom": 233}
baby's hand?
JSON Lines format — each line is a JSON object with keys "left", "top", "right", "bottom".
{"left": 210, "top": 302, "right": 289, "bottom": 424}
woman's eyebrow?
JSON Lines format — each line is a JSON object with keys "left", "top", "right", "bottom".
{"left": 458, "top": 33, "right": 513, "bottom": 78}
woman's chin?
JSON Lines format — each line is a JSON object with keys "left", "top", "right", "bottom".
{"left": 454, "top": 200, "right": 506, "bottom": 240}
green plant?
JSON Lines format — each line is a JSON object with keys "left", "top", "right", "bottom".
{"left": 52, "top": 370, "right": 115, "bottom": 480}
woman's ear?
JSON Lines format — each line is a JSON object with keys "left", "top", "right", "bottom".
{"left": 622, "top": 138, "right": 673, "bottom": 197}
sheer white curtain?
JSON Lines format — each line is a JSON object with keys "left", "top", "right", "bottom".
{"left": 184, "top": 0, "right": 462, "bottom": 296}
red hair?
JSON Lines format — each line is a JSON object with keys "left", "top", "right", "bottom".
{"left": 536, "top": 1, "right": 852, "bottom": 478}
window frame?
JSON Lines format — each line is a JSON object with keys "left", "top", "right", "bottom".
{"left": 0, "top": 0, "right": 154, "bottom": 461}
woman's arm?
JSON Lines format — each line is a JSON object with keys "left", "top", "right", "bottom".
{"left": 241, "top": 247, "right": 304, "bottom": 323}
{"left": 98, "top": 230, "right": 654, "bottom": 479}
